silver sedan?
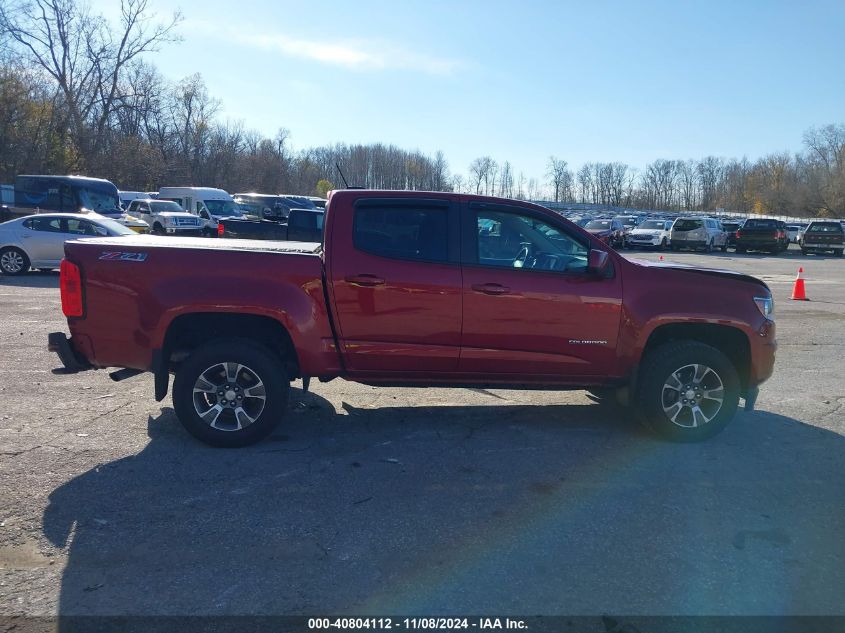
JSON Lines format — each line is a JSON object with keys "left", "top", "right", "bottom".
{"left": 0, "top": 213, "right": 138, "bottom": 275}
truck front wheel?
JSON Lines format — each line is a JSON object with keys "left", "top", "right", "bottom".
{"left": 173, "top": 339, "right": 289, "bottom": 447}
{"left": 635, "top": 341, "right": 740, "bottom": 442}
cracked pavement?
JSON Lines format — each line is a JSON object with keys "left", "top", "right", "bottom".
{"left": 0, "top": 247, "right": 843, "bottom": 618}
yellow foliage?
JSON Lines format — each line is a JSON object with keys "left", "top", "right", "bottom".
{"left": 315, "top": 179, "right": 333, "bottom": 198}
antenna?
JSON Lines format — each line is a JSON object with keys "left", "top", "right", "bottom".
{"left": 335, "top": 163, "right": 350, "bottom": 189}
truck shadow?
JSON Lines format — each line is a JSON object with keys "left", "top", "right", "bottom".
{"left": 0, "top": 269, "right": 60, "bottom": 288}
{"left": 43, "top": 390, "right": 845, "bottom": 619}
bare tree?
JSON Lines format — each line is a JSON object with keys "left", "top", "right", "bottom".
{"left": 803, "top": 124, "right": 845, "bottom": 215}
{"left": 1, "top": 0, "right": 182, "bottom": 166}
{"left": 546, "top": 156, "right": 573, "bottom": 203}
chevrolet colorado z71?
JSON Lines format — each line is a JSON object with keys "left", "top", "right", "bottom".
{"left": 49, "top": 190, "right": 776, "bottom": 447}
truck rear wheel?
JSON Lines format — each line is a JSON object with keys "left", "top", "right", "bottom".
{"left": 635, "top": 341, "right": 740, "bottom": 442}
{"left": 173, "top": 339, "right": 289, "bottom": 447}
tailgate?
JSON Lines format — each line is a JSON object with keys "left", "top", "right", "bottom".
{"left": 62, "top": 236, "right": 326, "bottom": 371}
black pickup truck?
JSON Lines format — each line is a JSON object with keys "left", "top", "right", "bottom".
{"left": 799, "top": 221, "right": 844, "bottom": 257}
{"left": 734, "top": 218, "right": 788, "bottom": 254}
{"left": 219, "top": 209, "right": 324, "bottom": 241}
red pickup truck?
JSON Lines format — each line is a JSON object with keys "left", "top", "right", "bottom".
{"left": 49, "top": 190, "right": 776, "bottom": 447}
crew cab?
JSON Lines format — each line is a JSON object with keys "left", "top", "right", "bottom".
{"left": 49, "top": 190, "right": 776, "bottom": 447}
{"left": 799, "top": 221, "right": 844, "bottom": 256}
{"left": 218, "top": 209, "right": 324, "bottom": 241}
{"left": 734, "top": 218, "right": 788, "bottom": 254}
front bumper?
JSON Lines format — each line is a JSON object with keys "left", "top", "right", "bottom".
{"left": 165, "top": 227, "right": 204, "bottom": 236}
{"left": 628, "top": 236, "right": 662, "bottom": 247}
{"left": 48, "top": 332, "right": 92, "bottom": 373}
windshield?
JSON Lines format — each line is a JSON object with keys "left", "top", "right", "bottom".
{"left": 205, "top": 200, "right": 243, "bottom": 217}
{"left": 639, "top": 220, "right": 665, "bottom": 230}
{"left": 674, "top": 219, "right": 702, "bottom": 231}
{"left": 150, "top": 201, "right": 185, "bottom": 213}
{"left": 77, "top": 186, "right": 121, "bottom": 215}
{"left": 283, "top": 196, "right": 317, "bottom": 209}
{"left": 585, "top": 220, "right": 611, "bottom": 229}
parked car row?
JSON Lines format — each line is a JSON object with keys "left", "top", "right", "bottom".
{"left": 0, "top": 175, "right": 330, "bottom": 275}
{"left": 563, "top": 209, "right": 844, "bottom": 257}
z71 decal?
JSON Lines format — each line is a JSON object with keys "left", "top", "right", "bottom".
{"left": 98, "top": 251, "right": 148, "bottom": 262}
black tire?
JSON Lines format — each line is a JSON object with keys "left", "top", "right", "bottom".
{"left": 736, "top": 246, "right": 746, "bottom": 254}
{"left": 800, "top": 249, "right": 807, "bottom": 256}
{"left": 660, "top": 238, "right": 668, "bottom": 251}
{"left": 0, "top": 247, "right": 30, "bottom": 276}
{"left": 635, "top": 341, "right": 740, "bottom": 442}
{"left": 705, "top": 240, "right": 713, "bottom": 253}
{"left": 720, "top": 241, "right": 728, "bottom": 252}
{"left": 173, "top": 339, "right": 289, "bottom": 447}
{"left": 152, "top": 223, "right": 165, "bottom": 235}
{"left": 836, "top": 250, "right": 844, "bottom": 258}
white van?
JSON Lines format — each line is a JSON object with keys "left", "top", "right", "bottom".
{"left": 118, "top": 190, "right": 147, "bottom": 210}
{"left": 157, "top": 187, "right": 245, "bottom": 236}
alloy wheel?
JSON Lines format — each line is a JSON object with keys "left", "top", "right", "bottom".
{"left": 192, "top": 362, "right": 267, "bottom": 431}
{"left": 660, "top": 363, "right": 725, "bottom": 428}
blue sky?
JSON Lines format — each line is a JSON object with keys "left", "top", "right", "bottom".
{"left": 94, "top": 0, "right": 844, "bottom": 180}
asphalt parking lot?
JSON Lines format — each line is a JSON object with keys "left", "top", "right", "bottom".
{"left": 0, "top": 245, "right": 843, "bottom": 622}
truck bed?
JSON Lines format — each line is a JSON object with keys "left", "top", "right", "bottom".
{"left": 62, "top": 235, "right": 335, "bottom": 376}
{"left": 82, "top": 234, "right": 322, "bottom": 254}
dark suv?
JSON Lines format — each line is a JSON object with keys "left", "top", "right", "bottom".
{"left": 584, "top": 218, "right": 625, "bottom": 248}
{"left": 735, "top": 218, "right": 788, "bottom": 254}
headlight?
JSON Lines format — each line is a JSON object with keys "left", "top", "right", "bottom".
{"left": 754, "top": 296, "right": 774, "bottom": 320}
{"left": 162, "top": 216, "right": 173, "bottom": 226}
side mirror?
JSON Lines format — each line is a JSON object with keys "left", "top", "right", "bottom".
{"left": 587, "top": 249, "right": 610, "bottom": 276}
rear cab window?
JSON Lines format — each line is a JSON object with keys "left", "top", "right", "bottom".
{"left": 806, "top": 222, "right": 843, "bottom": 233}
{"left": 743, "top": 219, "right": 778, "bottom": 229}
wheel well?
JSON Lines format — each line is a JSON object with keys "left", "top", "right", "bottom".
{"left": 642, "top": 323, "right": 750, "bottom": 392}
{"left": 163, "top": 313, "right": 300, "bottom": 378}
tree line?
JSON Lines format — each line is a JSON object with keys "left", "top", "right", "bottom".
{"left": 1, "top": 0, "right": 843, "bottom": 217}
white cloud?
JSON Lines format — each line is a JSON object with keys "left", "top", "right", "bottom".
{"left": 188, "top": 19, "right": 464, "bottom": 76}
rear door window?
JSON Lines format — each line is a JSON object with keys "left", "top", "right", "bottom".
{"left": 354, "top": 206, "right": 449, "bottom": 263}
{"left": 23, "top": 216, "right": 63, "bottom": 232}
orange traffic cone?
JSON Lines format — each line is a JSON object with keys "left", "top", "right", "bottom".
{"left": 791, "top": 267, "right": 808, "bottom": 301}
